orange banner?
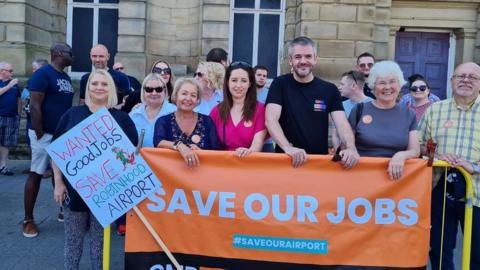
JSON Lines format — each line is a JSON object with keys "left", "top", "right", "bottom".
{"left": 126, "top": 148, "right": 431, "bottom": 269}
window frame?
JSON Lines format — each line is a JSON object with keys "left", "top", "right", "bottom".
{"left": 228, "top": 0, "right": 285, "bottom": 78}
{"left": 66, "top": 0, "right": 119, "bottom": 79}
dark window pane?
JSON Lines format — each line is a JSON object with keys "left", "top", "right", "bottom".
{"left": 73, "top": 0, "right": 93, "bottom": 2}
{"left": 258, "top": 14, "right": 279, "bottom": 77}
{"left": 234, "top": 0, "right": 255, "bottom": 8}
{"left": 260, "top": 0, "right": 281, "bottom": 9}
{"left": 98, "top": 8, "right": 119, "bottom": 69}
{"left": 232, "top": 13, "right": 254, "bottom": 65}
{"left": 99, "top": 0, "right": 119, "bottom": 3}
{"left": 71, "top": 7, "right": 93, "bottom": 72}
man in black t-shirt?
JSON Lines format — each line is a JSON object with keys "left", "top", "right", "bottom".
{"left": 265, "top": 36, "right": 359, "bottom": 168}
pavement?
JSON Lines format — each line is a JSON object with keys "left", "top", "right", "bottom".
{"left": 0, "top": 160, "right": 124, "bottom": 270}
{"left": 0, "top": 160, "right": 465, "bottom": 270}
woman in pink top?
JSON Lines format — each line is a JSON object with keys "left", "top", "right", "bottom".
{"left": 210, "top": 61, "right": 267, "bottom": 157}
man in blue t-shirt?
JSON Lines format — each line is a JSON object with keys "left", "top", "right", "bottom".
{"left": 0, "top": 61, "right": 20, "bottom": 176}
{"left": 265, "top": 36, "right": 359, "bottom": 169}
{"left": 23, "top": 42, "right": 74, "bottom": 238}
{"left": 79, "top": 44, "right": 131, "bottom": 106}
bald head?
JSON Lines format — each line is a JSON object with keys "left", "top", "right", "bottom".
{"left": 113, "top": 62, "right": 125, "bottom": 73}
{"left": 90, "top": 44, "right": 109, "bottom": 69}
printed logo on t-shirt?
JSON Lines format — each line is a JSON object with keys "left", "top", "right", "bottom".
{"left": 57, "top": 79, "right": 74, "bottom": 93}
{"left": 362, "top": 114, "right": 373, "bottom": 124}
{"left": 313, "top": 100, "right": 326, "bottom": 112}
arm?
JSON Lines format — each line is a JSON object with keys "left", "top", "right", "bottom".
{"left": 330, "top": 110, "right": 359, "bottom": 169}
{"left": 0, "top": 79, "right": 18, "bottom": 96}
{"left": 52, "top": 161, "right": 68, "bottom": 206}
{"left": 388, "top": 130, "right": 421, "bottom": 180}
{"left": 236, "top": 130, "right": 267, "bottom": 157}
{"left": 158, "top": 140, "right": 199, "bottom": 168}
{"left": 29, "top": 91, "right": 45, "bottom": 139}
{"left": 265, "top": 103, "right": 307, "bottom": 167}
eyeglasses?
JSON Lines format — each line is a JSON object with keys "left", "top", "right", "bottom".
{"left": 193, "top": 72, "right": 204, "bottom": 78}
{"left": 410, "top": 85, "right": 428, "bottom": 92}
{"left": 152, "top": 67, "right": 171, "bottom": 74}
{"left": 1, "top": 69, "right": 13, "bottom": 73}
{"left": 144, "top": 86, "right": 165, "bottom": 93}
{"left": 376, "top": 80, "right": 398, "bottom": 87}
{"left": 359, "top": 63, "right": 374, "bottom": 69}
{"left": 452, "top": 74, "right": 480, "bottom": 82}
{"left": 230, "top": 61, "right": 251, "bottom": 68}
{"left": 114, "top": 67, "right": 124, "bottom": 71}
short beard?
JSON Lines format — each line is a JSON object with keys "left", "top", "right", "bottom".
{"left": 256, "top": 83, "right": 265, "bottom": 89}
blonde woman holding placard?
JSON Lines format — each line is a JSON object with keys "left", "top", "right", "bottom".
{"left": 52, "top": 69, "right": 137, "bottom": 270}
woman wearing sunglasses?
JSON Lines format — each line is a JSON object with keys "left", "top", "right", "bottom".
{"left": 193, "top": 61, "right": 225, "bottom": 114}
{"left": 129, "top": 73, "right": 176, "bottom": 147}
{"left": 400, "top": 74, "right": 440, "bottom": 121}
{"left": 153, "top": 78, "right": 220, "bottom": 167}
{"left": 209, "top": 62, "right": 267, "bottom": 156}
{"left": 150, "top": 60, "right": 175, "bottom": 102}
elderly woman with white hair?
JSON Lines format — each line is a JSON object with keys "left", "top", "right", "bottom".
{"left": 129, "top": 73, "right": 176, "bottom": 147}
{"left": 348, "top": 60, "right": 420, "bottom": 180}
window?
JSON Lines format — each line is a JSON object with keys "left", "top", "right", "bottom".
{"left": 67, "top": 0, "right": 119, "bottom": 78}
{"left": 229, "top": 0, "right": 285, "bottom": 78}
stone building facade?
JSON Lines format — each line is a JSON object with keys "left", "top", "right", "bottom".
{"left": 1, "top": 0, "right": 480, "bottom": 97}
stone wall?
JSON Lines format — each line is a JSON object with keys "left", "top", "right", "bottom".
{"left": 0, "top": 0, "right": 66, "bottom": 77}
{"left": 285, "top": 0, "right": 391, "bottom": 81}
{"left": 116, "top": 0, "right": 232, "bottom": 78}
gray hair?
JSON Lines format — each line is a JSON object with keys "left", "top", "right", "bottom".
{"left": 0, "top": 62, "right": 10, "bottom": 70}
{"left": 32, "top": 59, "right": 48, "bottom": 69}
{"left": 367, "top": 61, "right": 406, "bottom": 89}
{"left": 287, "top": 36, "right": 317, "bottom": 57}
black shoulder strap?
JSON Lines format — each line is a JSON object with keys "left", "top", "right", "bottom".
{"left": 355, "top": 102, "right": 364, "bottom": 129}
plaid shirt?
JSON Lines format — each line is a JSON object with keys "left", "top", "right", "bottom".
{"left": 418, "top": 96, "right": 480, "bottom": 206}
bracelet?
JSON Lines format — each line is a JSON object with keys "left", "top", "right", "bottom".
{"left": 172, "top": 140, "right": 182, "bottom": 150}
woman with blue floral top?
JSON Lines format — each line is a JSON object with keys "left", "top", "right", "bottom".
{"left": 153, "top": 77, "right": 220, "bottom": 167}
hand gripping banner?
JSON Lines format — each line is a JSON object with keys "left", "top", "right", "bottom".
{"left": 126, "top": 148, "right": 432, "bottom": 270}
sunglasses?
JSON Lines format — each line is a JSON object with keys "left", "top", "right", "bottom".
{"left": 114, "top": 67, "right": 124, "bottom": 71}
{"left": 193, "top": 72, "right": 204, "bottom": 78}
{"left": 144, "top": 86, "right": 165, "bottom": 93}
{"left": 152, "top": 67, "right": 171, "bottom": 74}
{"left": 410, "top": 85, "right": 428, "bottom": 92}
{"left": 359, "top": 63, "right": 373, "bottom": 68}
{"left": 1, "top": 69, "right": 13, "bottom": 73}
{"left": 230, "top": 61, "right": 251, "bottom": 68}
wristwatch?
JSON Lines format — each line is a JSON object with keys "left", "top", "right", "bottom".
{"left": 472, "top": 162, "right": 480, "bottom": 175}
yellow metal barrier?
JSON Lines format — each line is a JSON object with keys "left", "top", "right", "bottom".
{"left": 433, "top": 161, "right": 473, "bottom": 270}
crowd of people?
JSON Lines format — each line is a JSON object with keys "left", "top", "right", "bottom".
{"left": 0, "top": 35, "right": 479, "bottom": 270}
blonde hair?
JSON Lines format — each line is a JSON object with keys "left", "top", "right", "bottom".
{"left": 197, "top": 61, "right": 225, "bottom": 90}
{"left": 171, "top": 77, "right": 202, "bottom": 104}
{"left": 85, "top": 69, "right": 118, "bottom": 108}
{"left": 140, "top": 73, "right": 167, "bottom": 103}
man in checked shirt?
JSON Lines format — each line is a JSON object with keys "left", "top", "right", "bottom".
{"left": 418, "top": 62, "right": 480, "bottom": 270}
